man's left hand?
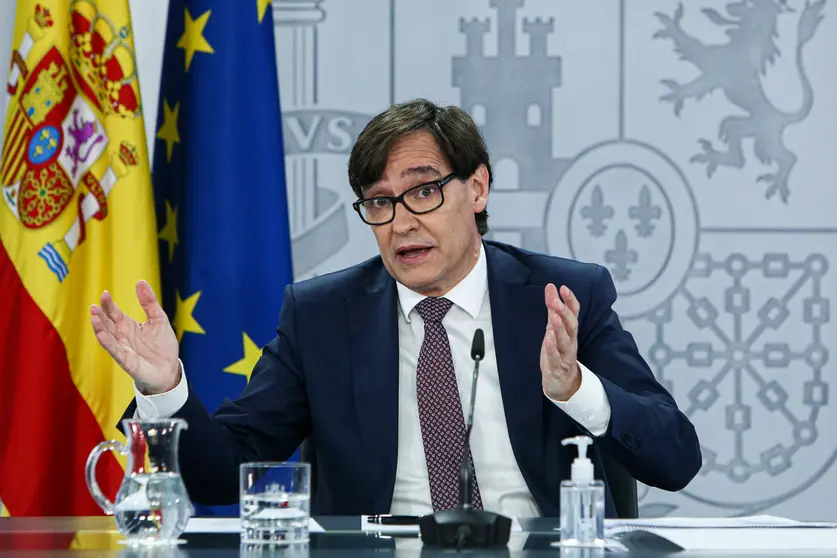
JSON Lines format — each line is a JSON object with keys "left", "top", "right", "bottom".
{"left": 540, "top": 283, "right": 581, "bottom": 401}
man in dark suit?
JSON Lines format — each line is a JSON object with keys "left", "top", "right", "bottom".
{"left": 91, "top": 99, "right": 701, "bottom": 518}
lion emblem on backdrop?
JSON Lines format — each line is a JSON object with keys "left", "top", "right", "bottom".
{"left": 653, "top": 0, "right": 826, "bottom": 203}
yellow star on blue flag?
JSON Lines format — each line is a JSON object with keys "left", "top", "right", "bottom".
{"left": 152, "top": 0, "right": 294, "bottom": 516}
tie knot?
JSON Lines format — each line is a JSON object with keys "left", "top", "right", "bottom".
{"left": 415, "top": 297, "right": 453, "bottom": 323}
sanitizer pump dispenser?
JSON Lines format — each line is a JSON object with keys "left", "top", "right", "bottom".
{"left": 559, "top": 435, "right": 605, "bottom": 546}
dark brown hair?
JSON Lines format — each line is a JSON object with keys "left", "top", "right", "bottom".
{"left": 348, "top": 98, "right": 491, "bottom": 235}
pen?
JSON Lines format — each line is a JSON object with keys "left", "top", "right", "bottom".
{"left": 367, "top": 514, "right": 420, "bottom": 525}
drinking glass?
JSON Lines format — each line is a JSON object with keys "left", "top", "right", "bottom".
{"left": 240, "top": 462, "right": 311, "bottom": 545}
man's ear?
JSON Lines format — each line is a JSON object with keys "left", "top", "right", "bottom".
{"left": 470, "top": 164, "right": 489, "bottom": 212}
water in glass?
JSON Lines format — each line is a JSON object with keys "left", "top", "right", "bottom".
{"left": 240, "top": 462, "right": 310, "bottom": 545}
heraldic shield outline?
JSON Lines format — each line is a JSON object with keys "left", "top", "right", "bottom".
{"left": 298, "top": 0, "right": 836, "bottom": 518}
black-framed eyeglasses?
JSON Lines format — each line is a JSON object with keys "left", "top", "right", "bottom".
{"left": 352, "top": 173, "right": 457, "bottom": 225}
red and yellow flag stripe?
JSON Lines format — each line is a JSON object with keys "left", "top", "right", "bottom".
{"left": 0, "top": 0, "right": 160, "bottom": 516}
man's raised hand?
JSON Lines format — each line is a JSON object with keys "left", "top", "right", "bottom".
{"left": 90, "top": 280, "right": 180, "bottom": 395}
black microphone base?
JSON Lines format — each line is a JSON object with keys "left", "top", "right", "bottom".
{"left": 419, "top": 508, "right": 512, "bottom": 548}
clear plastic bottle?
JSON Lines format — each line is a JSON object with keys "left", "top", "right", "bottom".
{"left": 559, "top": 435, "right": 605, "bottom": 547}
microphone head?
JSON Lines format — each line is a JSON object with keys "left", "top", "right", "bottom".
{"left": 471, "top": 328, "right": 485, "bottom": 361}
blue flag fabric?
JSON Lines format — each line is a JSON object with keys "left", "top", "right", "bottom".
{"left": 151, "top": 0, "right": 295, "bottom": 515}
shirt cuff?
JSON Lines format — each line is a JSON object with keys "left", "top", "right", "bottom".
{"left": 545, "top": 361, "right": 611, "bottom": 437}
{"left": 134, "top": 359, "right": 189, "bottom": 419}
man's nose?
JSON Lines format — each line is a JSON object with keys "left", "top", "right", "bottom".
{"left": 391, "top": 202, "right": 419, "bottom": 234}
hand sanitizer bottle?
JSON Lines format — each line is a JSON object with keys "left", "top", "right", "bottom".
{"left": 560, "top": 435, "right": 605, "bottom": 547}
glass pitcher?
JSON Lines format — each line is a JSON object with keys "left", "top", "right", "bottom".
{"left": 85, "top": 418, "right": 194, "bottom": 545}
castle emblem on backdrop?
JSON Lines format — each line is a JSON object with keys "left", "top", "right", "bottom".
{"left": 1, "top": 1, "right": 141, "bottom": 281}
{"left": 653, "top": 0, "right": 825, "bottom": 202}
{"left": 453, "top": 0, "right": 568, "bottom": 254}
{"left": 453, "top": 0, "right": 698, "bottom": 322}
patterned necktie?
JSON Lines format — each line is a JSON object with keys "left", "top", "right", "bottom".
{"left": 414, "top": 296, "right": 483, "bottom": 511}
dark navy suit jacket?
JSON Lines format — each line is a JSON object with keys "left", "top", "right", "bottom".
{"left": 124, "top": 241, "right": 701, "bottom": 517}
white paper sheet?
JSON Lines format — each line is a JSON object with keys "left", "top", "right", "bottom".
{"left": 360, "top": 515, "right": 523, "bottom": 534}
{"left": 184, "top": 517, "right": 325, "bottom": 533}
{"left": 638, "top": 527, "right": 837, "bottom": 551}
{"left": 605, "top": 514, "right": 837, "bottom": 530}
{"left": 604, "top": 516, "right": 837, "bottom": 552}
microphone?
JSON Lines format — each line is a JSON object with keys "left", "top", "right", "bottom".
{"left": 459, "top": 328, "right": 483, "bottom": 509}
{"left": 471, "top": 327, "right": 485, "bottom": 360}
{"left": 419, "top": 328, "right": 512, "bottom": 549}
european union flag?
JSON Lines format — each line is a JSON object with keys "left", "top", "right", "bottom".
{"left": 151, "top": 0, "right": 294, "bottom": 515}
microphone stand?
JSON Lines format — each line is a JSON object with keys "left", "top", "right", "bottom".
{"left": 419, "top": 330, "right": 512, "bottom": 549}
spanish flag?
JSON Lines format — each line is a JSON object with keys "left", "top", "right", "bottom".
{"left": 0, "top": 0, "right": 159, "bottom": 516}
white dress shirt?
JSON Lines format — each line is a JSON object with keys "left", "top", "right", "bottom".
{"left": 134, "top": 243, "right": 612, "bottom": 517}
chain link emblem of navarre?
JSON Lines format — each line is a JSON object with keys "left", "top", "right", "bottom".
{"left": 415, "top": 296, "right": 483, "bottom": 511}
{"left": 1, "top": 1, "right": 142, "bottom": 282}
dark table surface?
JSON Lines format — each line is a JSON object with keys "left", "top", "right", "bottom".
{"left": 0, "top": 516, "right": 835, "bottom": 557}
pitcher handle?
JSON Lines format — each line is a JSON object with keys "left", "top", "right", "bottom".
{"left": 85, "top": 440, "right": 126, "bottom": 515}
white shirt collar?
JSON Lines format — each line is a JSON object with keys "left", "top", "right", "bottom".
{"left": 396, "top": 242, "right": 487, "bottom": 322}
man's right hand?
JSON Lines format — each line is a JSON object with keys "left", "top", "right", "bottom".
{"left": 90, "top": 279, "right": 180, "bottom": 395}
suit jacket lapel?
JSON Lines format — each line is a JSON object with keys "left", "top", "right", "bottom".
{"left": 485, "top": 243, "right": 552, "bottom": 509}
{"left": 346, "top": 265, "right": 399, "bottom": 512}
